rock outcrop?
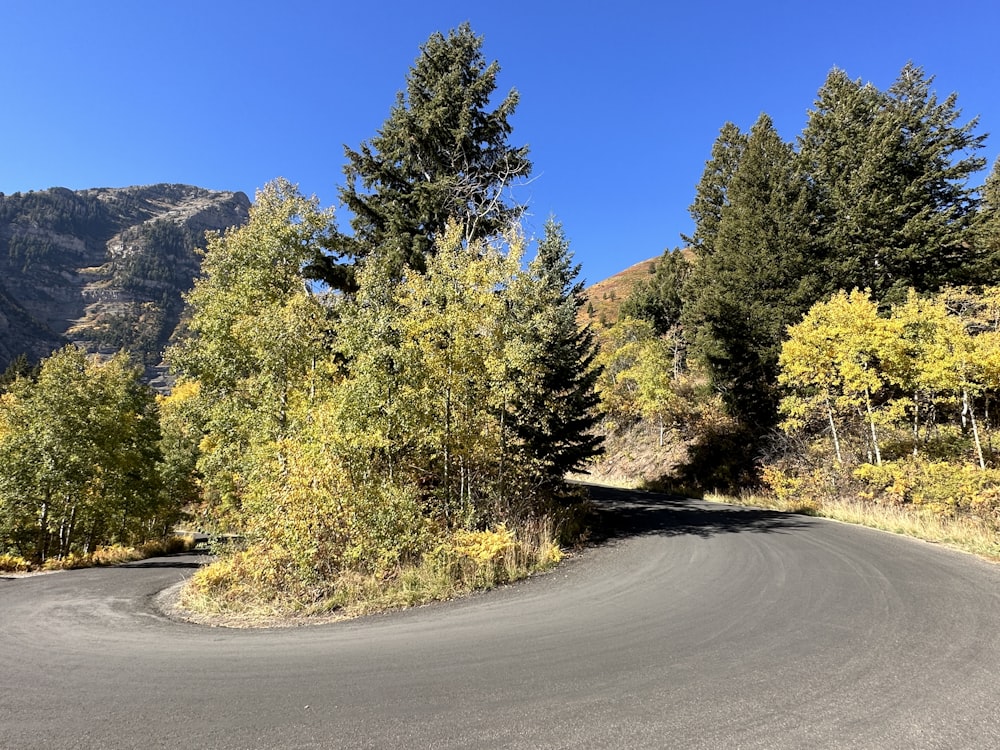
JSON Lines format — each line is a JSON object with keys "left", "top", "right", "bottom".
{"left": 0, "top": 184, "right": 250, "bottom": 377}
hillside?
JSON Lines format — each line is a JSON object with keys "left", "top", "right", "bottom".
{"left": 579, "top": 257, "right": 658, "bottom": 328}
{"left": 0, "top": 184, "right": 250, "bottom": 376}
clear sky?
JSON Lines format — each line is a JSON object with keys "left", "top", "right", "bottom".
{"left": 3, "top": 0, "right": 999, "bottom": 284}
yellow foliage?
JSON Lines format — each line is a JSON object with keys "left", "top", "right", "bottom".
{"left": 449, "top": 523, "right": 516, "bottom": 563}
{"left": 0, "top": 553, "right": 31, "bottom": 572}
{"left": 853, "top": 458, "right": 1000, "bottom": 520}
{"left": 90, "top": 544, "right": 142, "bottom": 566}
{"left": 158, "top": 378, "right": 200, "bottom": 406}
{"left": 42, "top": 552, "right": 90, "bottom": 570}
{"left": 759, "top": 464, "right": 826, "bottom": 514}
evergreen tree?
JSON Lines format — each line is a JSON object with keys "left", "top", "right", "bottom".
{"left": 620, "top": 249, "right": 691, "bottom": 336}
{"left": 0, "top": 354, "right": 39, "bottom": 393}
{"left": 307, "top": 23, "right": 531, "bottom": 292}
{"left": 973, "top": 158, "right": 1000, "bottom": 281}
{"left": 682, "top": 114, "right": 820, "bottom": 429}
{"left": 799, "top": 64, "right": 987, "bottom": 299}
{"left": 508, "top": 218, "right": 603, "bottom": 490}
{"left": 682, "top": 122, "right": 748, "bottom": 255}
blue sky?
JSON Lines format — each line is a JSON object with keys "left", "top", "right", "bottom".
{"left": 3, "top": 0, "right": 999, "bottom": 284}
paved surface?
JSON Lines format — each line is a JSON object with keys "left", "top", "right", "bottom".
{"left": 2, "top": 486, "right": 999, "bottom": 749}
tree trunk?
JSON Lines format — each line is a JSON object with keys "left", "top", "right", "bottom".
{"left": 59, "top": 503, "right": 77, "bottom": 559}
{"left": 38, "top": 494, "right": 50, "bottom": 562}
{"left": 865, "top": 387, "right": 882, "bottom": 466}
{"left": 825, "top": 395, "right": 842, "bottom": 463}
{"left": 963, "top": 388, "right": 986, "bottom": 470}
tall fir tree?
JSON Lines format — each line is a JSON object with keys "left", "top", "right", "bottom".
{"left": 682, "top": 122, "right": 748, "bottom": 256}
{"left": 799, "top": 64, "right": 986, "bottom": 299}
{"left": 682, "top": 114, "right": 820, "bottom": 429}
{"left": 508, "top": 218, "right": 603, "bottom": 490}
{"left": 973, "top": 158, "right": 1000, "bottom": 281}
{"left": 620, "top": 249, "right": 691, "bottom": 336}
{"left": 306, "top": 23, "right": 531, "bottom": 292}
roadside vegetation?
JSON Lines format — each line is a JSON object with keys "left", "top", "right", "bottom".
{"left": 586, "top": 63, "right": 1000, "bottom": 562}
{"left": 162, "top": 25, "right": 599, "bottom": 618}
{"left": 0, "top": 536, "right": 196, "bottom": 574}
{"left": 4, "top": 28, "right": 999, "bottom": 612}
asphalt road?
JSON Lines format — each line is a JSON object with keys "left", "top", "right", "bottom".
{"left": 2, "top": 486, "right": 999, "bottom": 749}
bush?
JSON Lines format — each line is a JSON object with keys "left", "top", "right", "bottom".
{"left": 854, "top": 458, "right": 1000, "bottom": 521}
{"left": 90, "top": 544, "right": 143, "bottom": 566}
{"left": 0, "top": 553, "right": 31, "bottom": 572}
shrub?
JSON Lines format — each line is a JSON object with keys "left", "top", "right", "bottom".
{"left": 0, "top": 553, "right": 31, "bottom": 572}
{"left": 854, "top": 458, "right": 1000, "bottom": 521}
{"left": 91, "top": 544, "right": 143, "bottom": 566}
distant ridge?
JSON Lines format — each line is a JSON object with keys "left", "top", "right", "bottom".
{"left": 0, "top": 184, "right": 250, "bottom": 377}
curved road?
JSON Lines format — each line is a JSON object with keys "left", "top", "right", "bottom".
{"left": 2, "top": 487, "right": 999, "bottom": 749}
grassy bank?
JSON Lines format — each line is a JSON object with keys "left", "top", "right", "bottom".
{"left": 176, "top": 518, "right": 565, "bottom": 627}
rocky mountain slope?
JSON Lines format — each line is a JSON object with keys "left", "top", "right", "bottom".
{"left": 0, "top": 184, "right": 250, "bottom": 377}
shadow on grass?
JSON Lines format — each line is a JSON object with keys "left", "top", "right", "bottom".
{"left": 582, "top": 483, "right": 810, "bottom": 544}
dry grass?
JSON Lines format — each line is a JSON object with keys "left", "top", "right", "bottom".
{"left": 2, "top": 536, "right": 196, "bottom": 573}
{"left": 706, "top": 491, "right": 1000, "bottom": 562}
{"left": 176, "top": 517, "right": 565, "bottom": 627}
{"left": 579, "top": 258, "right": 658, "bottom": 329}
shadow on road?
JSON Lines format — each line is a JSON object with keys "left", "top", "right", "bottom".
{"left": 122, "top": 554, "right": 209, "bottom": 570}
{"left": 582, "top": 484, "right": 811, "bottom": 544}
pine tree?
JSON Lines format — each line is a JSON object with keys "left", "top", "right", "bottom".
{"left": 620, "top": 249, "right": 691, "bottom": 336}
{"left": 508, "top": 218, "right": 603, "bottom": 490}
{"left": 973, "top": 158, "right": 1000, "bottom": 282}
{"left": 799, "top": 64, "right": 987, "bottom": 299}
{"left": 682, "top": 114, "right": 820, "bottom": 429}
{"left": 682, "top": 122, "right": 748, "bottom": 255}
{"left": 307, "top": 23, "right": 531, "bottom": 292}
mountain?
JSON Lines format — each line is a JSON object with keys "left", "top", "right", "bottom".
{"left": 579, "top": 257, "right": 658, "bottom": 329}
{"left": 0, "top": 184, "right": 250, "bottom": 378}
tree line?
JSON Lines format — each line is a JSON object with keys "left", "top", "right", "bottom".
{"left": 610, "top": 62, "right": 1000, "bottom": 515}
{"left": 5, "top": 30, "right": 999, "bottom": 582}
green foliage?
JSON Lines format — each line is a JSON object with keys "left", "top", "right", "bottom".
{"left": 674, "top": 62, "right": 988, "bottom": 450}
{"left": 973, "top": 158, "right": 1000, "bottom": 279}
{"left": 682, "top": 114, "right": 821, "bottom": 430}
{"left": 306, "top": 23, "right": 531, "bottom": 291}
{"left": 0, "top": 354, "right": 39, "bottom": 393}
{"left": 506, "top": 218, "right": 603, "bottom": 487}
{"left": 0, "top": 346, "right": 169, "bottom": 561}
{"left": 799, "top": 64, "right": 987, "bottom": 298}
{"left": 166, "top": 179, "right": 336, "bottom": 526}
{"left": 682, "top": 121, "right": 747, "bottom": 255}
{"left": 595, "top": 317, "right": 660, "bottom": 427}
{"left": 172, "top": 210, "right": 601, "bottom": 612}
{"left": 620, "top": 249, "right": 691, "bottom": 336}
{"left": 594, "top": 317, "right": 693, "bottom": 448}
{"left": 156, "top": 380, "right": 204, "bottom": 512}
